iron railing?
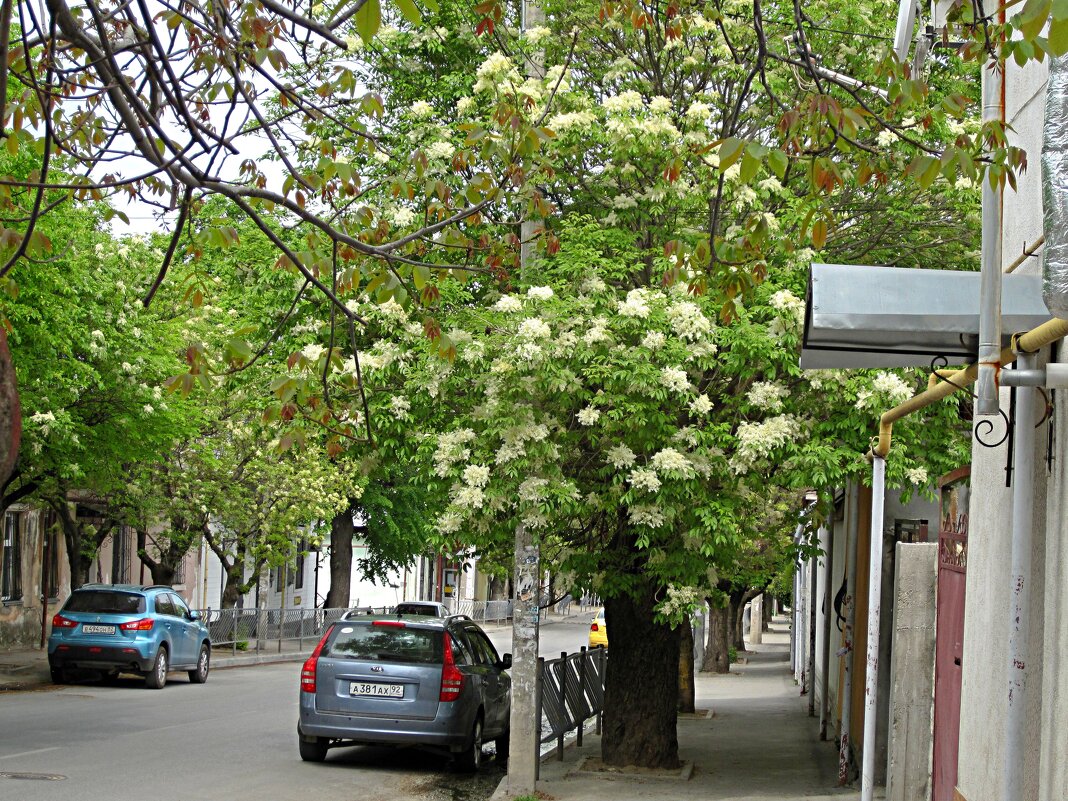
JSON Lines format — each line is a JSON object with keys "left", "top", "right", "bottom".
{"left": 442, "top": 598, "right": 513, "bottom": 623}
{"left": 536, "top": 646, "right": 607, "bottom": 775}
{"left": 194, "top": 603, "right": 512, "bottom": 655}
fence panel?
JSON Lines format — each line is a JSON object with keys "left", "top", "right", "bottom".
{"left": 536, "top": 646, "right": 607, "bottom": 773}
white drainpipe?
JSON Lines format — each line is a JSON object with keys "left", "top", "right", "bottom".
{"left": 807, "top": 551, "right": 818, "bottom": 716}
{"left": 819, "top": 505, "right": 835, "bottom": 740}
{"left": 860, "top": 456, "right": 886, "bottom": 801}
{"left": 838, "top": 480, "right": 860, "bottom": 784}
{"left": 1002, "top": 354, "right": 1038, "bottom": 799}
{"left": 976, "top": 49, "right": 1005, "bottom": 416}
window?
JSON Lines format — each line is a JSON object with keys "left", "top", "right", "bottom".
{"left": 169, "top": 593, "right": 191, "bottom": 619}
{"left": 154, "top": 594, "right": 177, "bottom": 617}
{"left": 294, "top": 540, "right": 306, "bottom": 589}
{"left": 464, "top": 626, "right": 500, "bottom": 665}
{"left": 1, "top": 512, "right": 22, "bottom": 602}
{"left": 111, "top": 527, "right": 131, "bottom": 584}
{"left": 64, "top": 590, "right": 145, "bottom": 614}
{"left": 173, "top": 555, "right": 186, "bottom": 586}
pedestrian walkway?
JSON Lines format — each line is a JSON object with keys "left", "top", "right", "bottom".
{"left": 495, "top": 619, "right": 855, "bottom": 801}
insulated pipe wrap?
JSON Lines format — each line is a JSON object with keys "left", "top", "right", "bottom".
{"left": 1042, "top": 54, "right": 1068, "bottom": 317}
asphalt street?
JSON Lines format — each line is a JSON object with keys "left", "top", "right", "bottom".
{"left": 0, "top": 618, "right": 592, "bottom": 801}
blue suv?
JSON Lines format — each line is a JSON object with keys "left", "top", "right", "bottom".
{"left": 48, "top": 584, "right": 211, "bottom": 689}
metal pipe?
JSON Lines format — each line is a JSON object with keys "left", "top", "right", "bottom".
{"left": 874, "top": 318, "right": 1068, "bottom": 457}
{"left": 977, "top": 50, "right": 1005, "bottom": 416}
{"left": 791, "top": 565, "right": 799, "bottom": 674}
{"left": 838, "top": 479, "right": 861, "bottom": 785}
{"left": 1003, "top": 353, "right": 1038, "bottom": 801}
{"left": 819, "top": 503, "right": 835, "bottom": 740}
{"left": 860, "top": 456, "right": 886, "bottom": 801}
{"left": 799, "top": 551, "right": 809, "bottom": 690}
{"left": 807, "top": 551, "right": 818, "bottom": 717}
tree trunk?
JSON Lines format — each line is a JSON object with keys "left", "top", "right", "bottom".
{"left": 763, "top": 593, "right": 773, "bottom": 630}
{"left": 728, "top": 594, "right": 745, "bottom": 652}
{"left": 702, "top": 603, "right": 730, "bottom": 674}
{"left": 0, "top": 329, "right": 21, "bottom": 492}
{"left": 601, "top": 583, "right": 680, "bottom": 768}
{"left": 678, "top": 620, "right": 695, "bottom": 713}
{"left": 324, "top": 507, "right": 354, "bottom": 609}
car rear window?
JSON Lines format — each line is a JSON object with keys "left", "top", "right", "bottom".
{"left": 64, "top": 590, "right": 146, "bottom": 614}
{"left": 394, "top": 603, "right": 441, "bottom": 616}
{"left": 325, "top": 624, "right": 443, "bottom": 664}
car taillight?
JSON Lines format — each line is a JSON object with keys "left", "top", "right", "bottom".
{"left": 590, "top": 622, "right": 599, "bottom": 632}
{"left": 119, "top": 618, "right": 155, "bottom": 631}
{"left": 301, "top": 625, "right": 333, "bottom": 694}
{"left": 439, "top": 635, "right": 464, "bottom": 702}
{"left": 52, "top": 614, "right": 76, "bottom": 629}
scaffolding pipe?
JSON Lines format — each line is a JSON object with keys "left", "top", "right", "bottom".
{"left": 819, "top": 504, "right": 835, "bottom": 740}
{"left": 1003, "top": 354, "right": 1038, "bottom": 801}
{"left": 860, "top": 456, "right": 885, "bottom": 801}
{"left": 838, "top": 480, "right": 861, "bottom": 785}
{"left": 976, "top": 45, "right": 1005, "bottom": 416}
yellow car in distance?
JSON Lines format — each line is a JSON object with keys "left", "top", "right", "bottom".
{"left": 588, "top": 608, "right": 607, "bottom": 648}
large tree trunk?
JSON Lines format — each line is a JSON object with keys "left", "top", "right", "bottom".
{"left": 702, "top": 603, "right": 730, "bottom": 674}
{"left": 763, "top": 593, "right": 773, "bottom": 630}
{"left": 678, "top": 620, "right": 695, "bottom": 713}
{"left": 54, "top": 500, "right": 113, "bottom": 590}
{"left": 0, "top": 329, "right": 20, "bottom": 492}
{"left": 601, "top": 583, "right": 680, "bottom": 768}
{"left": 324, "top": 508, "right": 353, "bottom": 609}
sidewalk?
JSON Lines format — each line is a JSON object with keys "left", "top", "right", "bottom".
{"left": 494, "top": 619, "right": 855, "bottom": 801}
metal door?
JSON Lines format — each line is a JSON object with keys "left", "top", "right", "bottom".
{"left": 933, "top": 469, "right": 969, "bottom": 801}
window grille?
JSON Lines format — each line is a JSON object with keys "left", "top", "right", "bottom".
{"left": 1, "top": 512, "right": 22, "bottom": 601}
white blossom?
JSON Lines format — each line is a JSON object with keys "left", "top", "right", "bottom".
{"left": 411, "top": 100, "right": 434, "bottom": 118}
{"left": 627, "top": 467, "right": 661, "bottom": 492}
{"left": 518, "top": 476, "right": 549, "bottom": 502}
{"left": 453, "top": 485, "right": 485, "bottom": 509}
{"left": 732, "top": 415, "right": 802, "bottom": 473}
{"left": 602, "top": 91, "right": 643, "bottom": 113}
{"left": 650, "top": 447, "right": 694, "bottom": 476}
{"left": 302, "top": 343, "right": 326, "bottom": 362}
{"left": 456, "top": 96, "right": 476, "bottom": 115}
{"left": 617, "top": 288, "right": 651, "bottom": 318}
{"left": 434, "top": 429, "right": 477, "bottom": 477}
{"left": 906, "top": 466, "right": 929, "bottom": 486}
{"left": 527, "top": 286, "right": 554, "bottom": 301}
{"left": 577, "top": 406, "right": 600, "bottom": 426}
{"left": 747, "top": 381, "right": 788, "bottom": 412}
{"left": 493, "top": 295, "right": 523, "bottom": 313}
{"left": 463, "top": 464, "right": 490, "bottom": 487}
{"left": 660, "top": 366, "right": 690, "bottom": 393}
{"left": 390, "top": 395, "right": 411, "bottom": 420}
{"left": 606, "top": 443, "right": 636, "bottom": 469}
{"left": 649, "top": 95, "right": 672, "bottom": 113}
{"left": 518, "top": 317, "right": 552, "bottom": 340}
{"left": 548, "top": 111, "right": 597, "bottom": 132}
{"left": 427, "top": 141, "right": 455, "bottom": 160}
{"left": 629, "top": 504, "right": 665, "bottom": 528}
{"left": 666, "top": 301, "right": 713, "bottom": 341}
{"left": 642, "top": 331, "right": 666, "bottom": 350}
{"left": 689, "top": 394, "right": 713, "bottom": 415}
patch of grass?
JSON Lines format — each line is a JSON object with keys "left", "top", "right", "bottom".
{"left": 728, "top": 647, "right": 738, "bottom": 664}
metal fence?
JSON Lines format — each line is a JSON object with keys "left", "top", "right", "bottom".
{"left": 442, "top": 598, "right": 513, "bottom": 623}
{"left": 195, "top": 602, "right": 512, "bottom": 655}
{"left": 536, "top": 646, "right": 608, "bottom": 775}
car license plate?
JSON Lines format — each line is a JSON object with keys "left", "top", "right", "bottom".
{"left": 81, "top": 624, "right": 116, "bottom": 635}
{"left": 349, "top": 682, "right": 403, "bottom": 698}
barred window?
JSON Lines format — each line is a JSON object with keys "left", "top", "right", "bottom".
{"left": 174, "top": 554, "right": 186, "bottom": 585}
{"left": 43, "top": 512, "right": 59, "bottom": 599}
{"left": 1, "top": 512, "right": 22, "bottom": 602}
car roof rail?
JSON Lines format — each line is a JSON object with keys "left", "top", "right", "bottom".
{"left": 142, "top": 584, "right": 174, "bottom": 591}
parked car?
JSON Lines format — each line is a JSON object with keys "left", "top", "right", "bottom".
{"left": 297, "top": 614, "right": 511, "bottom": 771}
{"left": 48, "top": 584, "right": 211, "bottom": 689}
{"left": 588, "top": 608, "right": 607, "bottom": 648}
{"left": 393, "top": 601, "right": 450, "bottom": 617}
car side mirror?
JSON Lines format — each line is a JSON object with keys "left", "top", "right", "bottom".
{"left": 498, "top": 653, "right": 512, "bottom": 670}
{"left": 187, "top": 610, "right": 201, "bottom": 622}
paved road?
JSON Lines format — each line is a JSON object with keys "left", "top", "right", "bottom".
{"left": 0, "top": 619, "right": 591, "bottom": 801}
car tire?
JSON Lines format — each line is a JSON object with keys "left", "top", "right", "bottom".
{"left": 455, "top": 717, "right": 483, "bottom": 773}
{"left": 298, "top": 735, "right": 328, "bottom": 763}
{"left": 188, "top": 644, "right": 210, "bottom": 684}
{"left": 494, "top": 728, "right": 510, "bottom": 761}
{"left": 144, "top": 647, "right": 168, "bottom": 690}
{"left": 49, "top": 665, "right": 65, "bottom": 685}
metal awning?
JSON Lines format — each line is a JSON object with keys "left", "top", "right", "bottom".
{"left": 802, "top": 263, "right": 1051, "bottom": 369}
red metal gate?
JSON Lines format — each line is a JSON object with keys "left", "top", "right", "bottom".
{"left": 933, "top": 468, "right": 970, "bottom": 801}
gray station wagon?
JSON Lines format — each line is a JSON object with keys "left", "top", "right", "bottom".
{"left": 297, "top": 614, "right": 511, "bottom": 771}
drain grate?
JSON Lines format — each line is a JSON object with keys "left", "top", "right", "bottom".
{"left": 0, "top": 772, "right": 67, "bottom": 781}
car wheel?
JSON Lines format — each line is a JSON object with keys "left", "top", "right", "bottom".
{"left": 455, "top": 717, "right": 483, "bottom": 773}
{"left": 49, "top": 665, "right": 66, "bottom": 685}
{"left": 494, "top": 728, "right": 510, "bottom": 761}
{"left": 144, "top": 647, "right": 168, "bottom": 690}
{"left": 188, "top": 644, "right": 210, "bottom": 684}
{"left": 298, "top": 735, "right": 328, "bottom": 763}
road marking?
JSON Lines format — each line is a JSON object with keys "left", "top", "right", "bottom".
{"left": 0, "top": 747, "right": 59, "bottom": 761}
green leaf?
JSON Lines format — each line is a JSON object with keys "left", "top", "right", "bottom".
{"left": 1018, "top": 0, "right": 1052, "bottom": 41}
{"left": 1050, "top": 17, "right": 1068, "bottom": 55}
{"left": 355, "top": 0, "right": 382, "bottom": 43}
{"left": 766, "top": 149, "right": 788, "bottom": 179}
{"left": 718, "top": 137, "right": 745, "bottom": 170}
{"left": 412, "top": 264, "right": 430, "bottom": 290}
{"left": 394, "top": 0, "right": 422, "bottom": 25}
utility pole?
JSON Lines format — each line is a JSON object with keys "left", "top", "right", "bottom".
{"left": 507, "top": 1, "right": 545, "bottom": 793}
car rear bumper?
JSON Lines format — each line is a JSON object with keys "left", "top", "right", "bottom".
{"left": 298, "top": 697, "right": 474, "bottom": 751}
{"left": 49, "top": 644, "right": 155, "bottom": 673}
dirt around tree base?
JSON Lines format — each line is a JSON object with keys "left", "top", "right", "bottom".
{"left": 568, "top": 757, "right": 695, "bottom": 781}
